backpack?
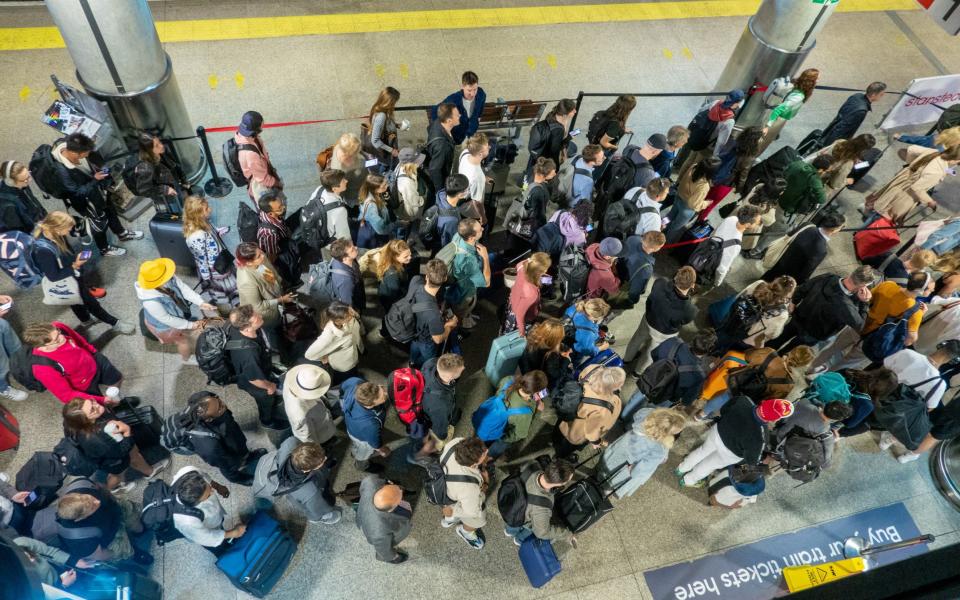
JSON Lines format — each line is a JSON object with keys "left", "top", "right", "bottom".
{"left": 10, "top": 346, "right": 64, "bottom": 392}
{"left": 557, "top": 244, "right": 590, "bottom": 303}
{"left": 726, "top": 352, "right": 791, "bottom": 402}
{"left": 53, "top": 437, "right": 97, "bottom": 477}
{"left": 306, "top": 260, "right": 354, "bottom": 306}
{"left": 717, "top": 295, "right": 763, "bottom": 343}
{"left": 389, "top": 367, "right": 425, "bottom": 425}
{"left": 0, "top": 231, "right": 43, "bottom": 289}
{"left": 16, "top": 451, "right": 66, "bottom": 509}
{"left": 418, "top": 204, "right": 459, "bottom": 244}
{"left": 196, "top": 325, "right": 254, "bottom": 386}
{"left": 861, "top": 302, "right": 923, "bottom": 363}
{"left": 383, "top": 281, "right": 436, "bottom": 344}
{"left": 872, "top": 384, "right": 933, "bottom": 451}
{"left": 743, "top": 146, "right": 800, "bottom": 197}
{"left": 471, "top": 378, "right": 532, "bottom": 442}
{"left": 297, "top": 187, "right": 341, "bottom": 252}
{"left": 237, "top": 202, "right": 259, "bottom": 244}
{"left": 389, "top": 172, "right": 429, "bottom": 212}
{"left": 557, "top": 156, "right": 591, "bottom": 203}
{"left": 434, "top": 240, "right": 463, "bottom": 270}
{"left": 221, "top": 138, "right": 259, "bottom": 187}
{"left": 160, "top": 410, "right": 220, "bottom": 455}
{"left": 802, "top": 372, "right": 853, "bottom": 406}
{"left": 603, "top": 190, "right": 656, "bottom": 240}
{"left": 532, "top": 221, "right": 566, "bottom": 259}
{"left": 497, "top": 466, "right": 554, "bottom": 528}
{"left": 29, "top": 143, "right": 64, "bottom": 198}
{"left": 595, "top": 151, "right": 640, "bottom": 212}
{"left": 586, "top": 111, "right": 612, "bottom": 145}
{"left": 762, "top": 76, "right": 795, "bottom": 109}
{"left": 686, "top": 106, "right": 720, "bottom": 152}
{"left": 528, "top": 120, "right": 555, "bottom": 157}
{"left": 423, "top": 443, "right": 482, "bottom": 506}
{"left": 140, "top": 479, "right": 205, "bottom": 546}
{"left": 638, "top": 343, "right": 699, "bottom": 405}
{"left": 936, "top": 104, "right": 960, "bottom": 132}
{"left": 687, "top": 237, "right": 741, "bottom": 286}
{"left": 552, "top": 380, "right": 584, "bottom": 422}
{"left": 775, "top": 428, "right": 830, "bottom": 483}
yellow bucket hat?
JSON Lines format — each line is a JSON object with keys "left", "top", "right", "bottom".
{"left": 137, "top": 258, "right": 176, "bottom": 289}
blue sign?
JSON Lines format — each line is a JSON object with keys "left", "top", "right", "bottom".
{"left": 643, "top": 502, "right": 928, "bottom": 600}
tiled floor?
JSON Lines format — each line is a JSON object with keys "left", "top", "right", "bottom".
{"left": 0, "top": 3, "right": 959, "bottom": 600}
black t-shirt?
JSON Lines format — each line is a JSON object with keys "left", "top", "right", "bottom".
{"left": 412, "top": 284, "right": 444, "bottom": 344}
{"left": 57, "top": 485, "right": 122, "bottom": 562}
{"left": 716, "top": 396, "right": 765, "bottom": 464}
{"left": 931, "top": 400, "right": 960, "bottom": 441}
{"left": 604, "top": 120, "right": 625, "bottom": 145}
{"left": 228, "top": 328, "right": 271, "bottom": 385}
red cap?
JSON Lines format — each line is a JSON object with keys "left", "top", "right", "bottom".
{"left": 756, "top": 399, "right": 794, "bottom": 422}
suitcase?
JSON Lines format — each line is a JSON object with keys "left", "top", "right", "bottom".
{"left": 149, "top": 211, "right": 195, "bottom": 270}
{"left": 484, "top": 329, "right": 526, "bottom": 385}
{"left": 216, "top": 510, "right": 296, "bottom": 598}
{"left": 113, "top": 403, "right": 170, "bottom": 465}
{"left": 796, "top": 129, "right": 824, "bottom": 156}
{"left": 853, "top": 216, "right": 900, "bottom": 261}
{"left": 0, "top": 401, "right": 20, "bottom": 451}
{"left": 75, "top": 570, "right": 163, "bottom": 600}
{"left": 518, "top": 536, "right": 561, "bottom": 588}
{"left": 671, "top": 221, "right": 713, "bottom": 264}
{"left": 555, "top": 464, "right": 627, "bottom": 533}
{"left": 572, "top": 348, "right": 623, "bottom": 380}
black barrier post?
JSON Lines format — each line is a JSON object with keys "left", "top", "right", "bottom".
{"left": 197, "top": 126, "right": 233, "bottom": 198}
{"left": 570, "top": 91, "right": 585, "bottom": 131}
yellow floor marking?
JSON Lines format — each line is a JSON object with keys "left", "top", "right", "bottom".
{"left": 527, "top": 56, "right": 537, "bottom": 70}
{"left": 0, "top": 0, "right": 918, "bottom": 52}
{"left": 663, "top": 48, "right": 674, "bottom": 59}
{"left": 682, "top": 47, "right": 694, "bottom": 59}
{"left": 208, "top": 74, "right": 219, "bottom": 89}
{"left": 234, "top": 71, "right": 245, "bottom": 89}
{"left": 399, "top": 63, "right": 410, "bottom": 79}
{"left": 547, "top": 54, "right": 558, "bottom": 69}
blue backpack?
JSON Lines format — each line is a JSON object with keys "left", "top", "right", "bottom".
{"left": 471, "top": 378, "right": 531, "bottom": 442}
{"left": 861, "top": 302, "right": 922, "bottom": 363}
{"left": 0, "top": 231, "right": 43, "bottom": 289}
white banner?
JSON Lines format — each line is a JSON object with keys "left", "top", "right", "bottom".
{"left": 880, "top": 74, "right": 960, "bottom": 130}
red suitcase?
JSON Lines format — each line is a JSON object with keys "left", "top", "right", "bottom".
{"left": 853, "top": 217, "right": 900, "bottom": 261}
{"left": 0, "top": 402, "right": 20, "bottom": 451}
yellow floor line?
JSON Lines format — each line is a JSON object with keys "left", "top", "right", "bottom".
{"left": 0, "top": 0, "right": 917, "bottom": 52}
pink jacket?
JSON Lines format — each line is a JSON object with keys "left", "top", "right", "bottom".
{"left": 586, "top": 243, "right": 620, "bottom": 299}
{"left": 235, "top": 132, "right": 279, "bottom": 197}
{"left": 32, "top": 322, "right": 107, "bottom": 404}
{"left": 509, "top": 261, "right": 542, "bottom": 333}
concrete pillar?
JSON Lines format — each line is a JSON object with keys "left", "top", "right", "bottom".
{"left": 44, "top": 0, "right": 205, "bottom": 183}
{"left": 715, "top": 0, "right": 840, "bottom": 127}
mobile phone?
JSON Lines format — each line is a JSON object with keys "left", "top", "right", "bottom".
{"left": 661, "top": 217, "right": 671, "bottom": 227}
{"left": 540, "top": 275, "right": 553, "bottom": 285}
{"left": 0, "top": 301, "right": 12, "bottom": 311}
{"left": 585, "top": 224, "right": 594, "bottom": 232}
{"left": 25, "top": 491, "right": 38, "bottom": 505}
{"left": 364, "top": 158, "right": 379, "bottom": 168}
{"left": 854, "top": 161, "right": 870, "bottom": 170}
{"left": 79, "top": 250, "right": 93, "bottom": 261}
{"left": 100, "top": 167, "right": 110, "bottom": 175}
{"left": 569, "top": 128, "right": 581, "bottom": 137}
{"left": 534, "top": 389, "right": 549, "bottom": 401}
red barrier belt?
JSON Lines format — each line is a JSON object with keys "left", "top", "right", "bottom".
{"left": 661, "top": 237, "right": 709, "bottom": 249}
{"left": 204, "top": 115, "right": 366, "bottom": 134}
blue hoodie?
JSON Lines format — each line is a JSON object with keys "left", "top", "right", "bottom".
{"left": 341, "top": 377, "right": 386, "bottom": 448}
{"left": 564, "top": 304, "right": 601, "bottom": 362}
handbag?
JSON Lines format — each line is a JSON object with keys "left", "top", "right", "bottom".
{"left": 280, "top": 303, "right": 319, "bottom": 342}
{"left": 42, "top": 274, "right": 81, "bottom": 306}
{"left": 209, "top": 227, "right": 235, "bottom": 276}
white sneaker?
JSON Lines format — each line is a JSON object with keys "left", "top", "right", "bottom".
{"left": 111, "top": 481, "right": 136, "bottom": 495}
{"left": 148, "top": 458, "right": 170, "bottom": 479}
{"left": 0, "top": 387, "right": 28, "bottom": 401}
{"left": 112, "top": 320, "right": 135, "bottom": 335}
{"left": 118, "top": 230, "right": 144, "bottom": 241}
{"left": 878, "top": 431, "right": 897, "bottom": 451}
{"left": 897, "top": 452, "right": 921, "bottom": 464}
{"left": 102, "top": 245, "right": 127, "bottom": 257}
{"left": 182, "top": 356, "right": 199, "bottom": 366}
{"left": 440, "top": 516, "right": 458, "bottom": 528}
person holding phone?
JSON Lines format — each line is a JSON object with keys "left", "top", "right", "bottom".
{"left": 485, "top": 371, "right": 549, "bottom": 460}
{"left": 32, "top": 212, "right": 135, "bottom": 334}
{"left": 235, "top": 242, "right": 296, "bottom": 356}
{"left": 505, "top": 252, "right": 552, "bottom": 335}
{"left": 0, "top": 160, "right": 46, "bottom": 234}
{"left": 12, "top": 536, "right": 94, "bottom": 590}
{"left": 131, "top": 133, "right": 188, "bottom": 215}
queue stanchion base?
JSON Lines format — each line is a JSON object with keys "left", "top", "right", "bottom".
{"left": 205, "top": 177, "right": 234, "bottom": 198}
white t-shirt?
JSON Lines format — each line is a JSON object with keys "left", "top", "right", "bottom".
{"left": 712, "top": 216, "right": 744, "bottom": 286}
{"left": 883, "top": 349, "right": 946, "bottom": 409}
{"left": 462, "top": 98, "right": 475, "bottom": 119}
{"left": 458, "top": 150, "right": 486, "bottom": 202}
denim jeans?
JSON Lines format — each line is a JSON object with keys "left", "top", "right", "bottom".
{"left": 409, "top": 340, "right": 437, "bottom": 370}
{"left": 505, "top": 525, "right": 533, "bottom": 543}
{"left": 702, "top": 391, "right": 732, "bottom": 417}
{"left": 664, "top": 202, "right": 697, "bottom": 243}
{"left": 921, "top": 219, "right": 960, "bottom": 255}
{"left": 0, "top": 319, "right": 21, "bottom": 392}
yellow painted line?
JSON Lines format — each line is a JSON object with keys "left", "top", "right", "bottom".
{"left": 0, "top": 0, "right": 918, "bottom": 52}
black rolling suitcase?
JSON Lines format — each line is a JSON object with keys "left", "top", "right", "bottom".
{"left": 149, "top": 195, "right": 194, "bottom": 270}
{"left": 113, "top": 403, "right": 170, "bottom": 464}
{"left": 796, "top": 129, "right": 823, "bottom": 156}
{"left": 671, "top": 221, "right": 714, "bottom": 264}
{"left": 555, "top": 463, "right": 627, "bottom": 533}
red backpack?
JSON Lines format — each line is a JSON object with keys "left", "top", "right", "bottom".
{"left": 390, "top": 368, "right": 425, "bottom": 425}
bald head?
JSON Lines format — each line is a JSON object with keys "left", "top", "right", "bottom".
{"left": 373, "top": 483, "right": 402, "bottom": 511}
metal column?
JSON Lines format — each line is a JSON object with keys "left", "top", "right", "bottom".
{"left": 44, "top": 0, "right": 205, "bottom": 183}
{"left": 714, "top": 0, "right": 840, "bottom": 127}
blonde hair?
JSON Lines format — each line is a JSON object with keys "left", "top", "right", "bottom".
{"left": 639, "top": 408, "right": 687, "bottom": 448}
{"left": 935, "top": 249, "right": 960, "bottom": 272}
{"left": 464, "top": 133, "right": 489, "bottom": 157}
{"left": 34, "top": 211, "right": 76, "bottom": 253}
{"left": 525, "top": 318, "right": 564, "bottom": 352}
{"left": 336, "top": 132, "right": 361, "bottom": 157}
{"left": 588, "top": 366, "right": 626, "bottom": 396}
{"left": 57, "top": 493, "right": 97, "bottom": 520}
{"left": 375, "top": 239, "right": 411, "bottom": 280}
{"left": 784, "top": 346, "right": 815, "bottom": 370}
{"left": 907, "top": 249, "right": 937, "bottom": 271}
{"left": 522, "top": 253, "right": 552, "bottom": 285}
{"left": 181, "top": 195, "right": 211, "bottom": 237}
{"left": 401, "top": 162, "right": 418, "bottom": 177}
{"left": 575, "top": 298, "right": 611, "bottom": 321}
{"left": 935, "top": 126, "right": 960, "bottom": 150}
{"left": 1, "top": 160, "right": 27, "bottom": 187}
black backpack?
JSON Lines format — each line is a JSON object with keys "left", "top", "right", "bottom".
{"left": 775, "top": 428, "right": 831, "bottom": 483}
{"left": 687, "top": 237, "right": 741, "bottom": 286}
{"left": 418, "top": 204, "right": 459, "bottom": 244}
{"left": 16, "top": 451, "right": 67, "bottom": 509}
{"left": 743, "top": 146, "right": 800, "bottom": 198}
{"left": 726, "top": 352, "right": 791, "bottom": 402}
{"left": 557, "top": 245, "right": 590, "bottom": 303}
{"left": 718, "top": 296, "right": 763, "bottom": 343}
{"left": 29, "top": 143, "right": 64, "bottom": 199}
{"left": 532, "top": 221, "right": 566, "bottom": 261}
{"left": 196, "top": 325, "right": 255, "bottom": 386}
{"left": 10, "top": 347, "right": 64, "bottom": 392}
{"left": 586, "top": 111, "right": 612, "bottom": 145}
{"left": 383, "top": 279, "right": 435, "bottom": 344}
{"left": 160, "top": 409, "right": 220, "bottom": 455}
{"left": 603, "top": 191, "right": 657, "bottom": 240}
{"left": 53, "top": 437, "right": 97, "bottom": 477}
{"left": 552, "top": 380, "right": 584, "bottom": 422}
{"left": 595, "top": 151, "right": 639, "bottom": 213}
{"left": 221, "top": 138, "right": 259, "bottom": 187}
{"left": 872, "top": 384, "right": 933, "bottom": 451}
{"left": 937, "top": 104, "right": 960, "bottom": 131}
{"left": 423, "top": 444, "right": 482, "bottom": 506}
{"left": 497, "top": 466, "right": 553, "bottom": 528}
{"left": 296, "top": 187, "right": 342, "bottom": 252}
{"left": 237, "top": 201, "right": 259, "bottom": 244}
{"left": 685, "top": 107, "right": 719, "bottom": 152}
{"left": 528, "top": 120, "right": 563, "bottom": 157}
{"left": 638, "top": 343, "right": 700, "bottom": 405}
{"left": 140, "top": 479, "right": 205, "bottom": 546}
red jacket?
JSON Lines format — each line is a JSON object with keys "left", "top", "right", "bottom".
{"left": 32, "top": 322, "right": 106, "bottom": 404}
{"left": 509, "top": 261, "right": 542, "bottom": 333}
{"left": 586, "top": 243, "right": 620, "bottom": 299}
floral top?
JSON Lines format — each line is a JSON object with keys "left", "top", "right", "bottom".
{"left": 186, "top": 229, "right": 219, "bottom": 281}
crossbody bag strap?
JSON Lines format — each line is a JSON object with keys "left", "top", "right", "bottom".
{"left": 581, "top": 396, "right": 614, "bottom": 413}
{"left": 440, "top": 444, "right": 482, "bottom": 486}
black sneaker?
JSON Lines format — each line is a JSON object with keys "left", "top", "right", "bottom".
{"left": 133, "top": 550, "right": 154, "bottom": 566}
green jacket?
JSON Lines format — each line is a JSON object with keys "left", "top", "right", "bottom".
{"left": 503, "top": 390, "right": 537, "bottom": 444}
{"left": 778, "top": 160, "right": 826, "bottom": 215}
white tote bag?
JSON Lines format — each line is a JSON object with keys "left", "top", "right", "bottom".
{"left": 41, "top": 253, "right": 81, "bottom": 305}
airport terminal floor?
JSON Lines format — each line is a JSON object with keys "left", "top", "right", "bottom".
{"left": 2, "top": 1, "right": 960, "bottom": 599}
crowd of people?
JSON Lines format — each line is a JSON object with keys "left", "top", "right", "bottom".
{"left": 0, "top": 68, "right": 959, "bottom": 593}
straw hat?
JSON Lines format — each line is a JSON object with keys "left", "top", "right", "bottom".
{"left": 285, "top": 364, "right": 331, "bottom": 400}
{"left": 137, "top": 258, "right": 176, "bottom": 290}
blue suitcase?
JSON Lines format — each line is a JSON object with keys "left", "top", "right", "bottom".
{"left": 573, "top": 348, "right": 623, "bottom": 379}
{"left": 485, "top": 329, "right": 526, "bottom": 385}
{"left": 519, "top": 536, "right": 561, "bottom": 588}
{"left": 216, "top": 510, "right": 296, "bottom": 598}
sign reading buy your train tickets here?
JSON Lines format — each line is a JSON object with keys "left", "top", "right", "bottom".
{"left": 643, "top": 503, "right": 928, "bottom": 600}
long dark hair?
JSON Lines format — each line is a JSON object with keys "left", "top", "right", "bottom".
{"left": 137, "top": 133, "right": 160, "bottom": 164}
{"left": 546, "top": 99, "right": 576, "bottom": 122}
{"left": 505, "top": 370, "right": 548, "bottom": 399}
{"left": 735, "top": 127, "right": 764, "bottom": 158}
{"left": 604, "top": 95, "right": 636, "bottom": 126}
{"left": 691, "top": 156, "right": 722, "bottom": 182}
